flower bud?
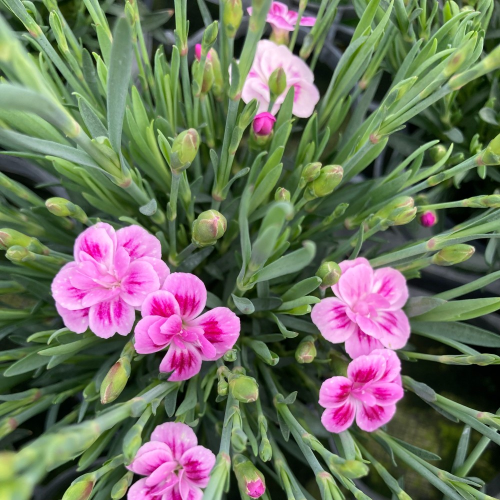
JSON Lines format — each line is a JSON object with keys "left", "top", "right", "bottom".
{"left": 223, "top": 0, "right": 243, "bottom": 38}
{"left": 301, "top": 162, "right": 322, "bottom": 184}
{"left": 229, "top": 375, "right": 259, "bottom": 403}
{"left": 316, "top": 261, "right": 341, "bottom": 288}
{"left": 62, "top": 473, "right": 95, "bottom": 500}
{"left": 218, "top": 379, "right": 228, "bottom": 396}
{"left": 295, "top": 335, "right": 317, "bottom": 364}
{"left": 195, "top": 43, "right": 203, "bottom": 61}
{"left": 336, "top": 459, "right": 370, "bottom": 479}
{"left": 170, "top": 129, "right": 200, "bottom": 174}
{"left": 111, "top": 471, "right": 133, "bottom": 499}
{"left": 0, "top": 228, "right": 49, "bottom": 255}
{"left": 480, "top": 133, "right": 500, "bottom": 165}
{"left": 253, "top": 112, "right": 276, "bottom": 137}
{"left": 304, "top": 165, "right": 343, "bottom": 200}
{"left": 192, "top": 210, "right": 227, "bottom": 247}
{"left": 375, "top": 196, "right": 416, "bottom": 226}
{"left": 202, "top": 20, "right": 219, "bottom": 49}
{"left": 100, "top": 357, "right": 131, "bottom": 404}
{"left": 275, "top": 187, "right": 291, "bottom": 202}
{"left": 432, "top": 244, "right": 475, "bottom": 266}
{"left": 419, "top": 210, "right": 438, "bottom": 227}
{"left": 223, "top": 349, "right": 238, "bottom": 362}
{"left": 233, "top": 454, "right": 266, "bottom": 499}
{"left": 210, "top": 49, "right": 224, "bottom": 100}
{"left": 268, "top": 67, "right": 287, "bottom": 98}
{"left": 193, "top": 58, "right": 215, "bottom": 94}
{"left": 259, "top": 437, "right": 272, "bottom": 462}
{"left": 429, "top": 144, "right": 447, "bottom": 163}
{"left": 46, "top": 197, "right": 88, "bottom": 223}
{"left": 5, "top": 245, "right": 35, "bottom": 263}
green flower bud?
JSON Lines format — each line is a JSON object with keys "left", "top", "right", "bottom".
{"left": 233, "top": 454, "right": 266, "bottom": 499}
{"left": 268, "top": 67, "right": 287, "bottom": 98}
{"left": 223, "top": 0, "right": 243, "bottom": 38}
{"left": 100, "top": 357, "right": 131, "bottom": 404}
{"left": 479, "top": 133, "right": 500, "bottom": 165}
{"left": 5, "top": 245, "right": 35, "bottom": 263}
{"left": 0, "top": 478, "right": 31, "bottom": 500}
{"left": 62, "top": 473, "right": 95, "bottom": 500}
{"left": 259, "top": 437, "right": 272, "bottom": 462}
{"left": 375, "top": 196, "right": 417, "bottom": 226}
{"left": 295, "top": 335, "right": 317, "bottom": 364}
{"left": 429, "top": 144, "right": 447, "bottom": 163}
{"left": 170, "top": 129, "right": 200, "bottom": 174}
{"left": 316, "top": 261, "right": 341, "bottom": 288}
{"left": 192, "top": 210, "right": 227, "bottom": 247}
{"left": 229, "top": 375, "right": 259, "bottom": 403}
{"left": 231, "top": 427, "right": 248, "bottom": 453}
{"left": 275, "top": 187, "right": 291, "bottom": 202}
{"left": 305, "top": 165, "right": 343, "bottom": 200}
{"left": 0, "top": 228, "right": 49, "bottom": 255}
{"left": 210, "top": 49, "right": 224, "bottom": 100}
{"left": 432, "top": 244, "right": 475, "bottom": 266}
{"left": 301, "top": 162, "right": 322, "bottom": 184}
{"left": 192, "top": 59, "right": 215, "bottom": 94}
{"left": 111, "top": 471, "right": 133, "bottom": 499}
{"left": 223, "top": 349, "right": 238, "bottom": 362}
{"left": 202, "top": 20, "right": 219, "bottom": 48}
{"left": 336, "top": 459, "right": 370, "bottom": 479}
{"left": 46, "top": 197, "right": 88, "bottom": 224}
{"left": 218, "top": 379, "right": 228, "bottom": 396}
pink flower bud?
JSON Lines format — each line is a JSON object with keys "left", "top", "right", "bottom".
{"left": 247, "top": 478, "right": 266, "bottom": 498}
{"left": 195, "top": 43, "right": 202, "bottom": 61}
{"left": 420, "top": 210, "right": 437, "bottom": 227}
{"left": 253, "top": 112, "right": 276, "bottom": 136}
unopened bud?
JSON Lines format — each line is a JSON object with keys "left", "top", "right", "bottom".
{"left": 269, "top": 67, "right": 287, "bottom": 98}
{"left": 336, "top": 459, "right": 369, "bottom": 479}
{"left": 193, "top": 58, "right": 215, "bottom": 94}
{"left": 202, "top": 20, "right": 219, "bottom": 48}
{"left": 170, "top": 129, "right": 200, "bottom": 174}
{"left": 218, "top": 379, "right": 228, "bottom": 396}
{"left": 0, "top": 228, "right": 49, "bottom": 254}
{"left": 480, "top": 133, "right": 500, "bottom": 165}
{"left": 429, "top": 144, "right": 447, "bottom": 163}
{"left": 46, "top": 197, "right": 88, "bottom": 223}
{"left": 432, "top": 244, "right": 475, "bottom": 266}
{"left": 275, "top": 187, "right": 291, "bottom": 202}
{"left": 301, "top": 162, "right": 322, "bottom": 183}
{"left": 253, "top": 112, "right": 276, "bottom": 137}
{"left": 259, "top": 437, "right": 272, "bottom": 462}
{"left": 233, "top": 454, "right": 266, "bottom": 499}
{"left": 316, "top": 261, "right": 341, "bottom": 288}
{"left": 375, "top": 196, "right": 416, "bottom": 226}
{"left": 5, "top": 246, "right": 35, "bottom": 263}
{"left": 466, "top": 195, "right": 500, "bottom": 208}
{"left": 62, "top": 473, "right": 95, "bottom": 500}
{"left": 111, "top": 471, "right": 133, "bottom": 499}
{"left": 305, "top": 165, "right": 343, "bottom": 200}
{"left": 210, "top": 49, "right": 224, "bottom": 99}
{"left": 223, "top": 0, "right": 243, "bottom": 38}
{"left": 100, "top": 357, "right": 131, "bottom": 404}
{"left": 223, "top": 349, "right": 238, "bottom": 362}
{"left": 229, "top": 375, "right": 259, "bottom": 403}
{"left": 231, "top": 427, "right": 248, "bottom": 453}
{"left": 419, "top": 210, "right": 438, "bottom": 227}
{"left": 192, "top": 210, "right": 227, "bottom": 247}
{"left": 295, "top": 335, "right": 317, "bottom": 364}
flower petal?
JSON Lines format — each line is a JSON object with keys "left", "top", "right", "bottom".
{"left": 127, "top": 478, "right": 156, "bottom": 500}
{"left": 291, "top": 80, "right": 320, "bottom": 118}
{"left": 165, "top": 482, "right": 202, "bottom": 500}
{"left": 321, "top": 402, "right": 356, "bottom": 433}
{"left": 375, "top": 309, "right": 411, "bottom": 350}
{"left": 347, "top": 353, "right": 386, "bottom": 384}
{"left": 365, "top": 382, "right": 404, "bottom": 406}
{"left": 162, "top": 273, "right": 207, "bottom": 321}
{"left": 337, "top": 264, "right": 373, "bottom": 307}
{"left": 241, "top": 78, "right": 271, "bottom": 114}
{"left": 372, "top": 267, "right": 409, "bottom": 310}
{"left": 74, "top": 222, "right": 115, "bottom": 266}
{"left": 311, "top": 298, "right": 357, "bottom": 344}
{"left": 121, "top": 261, "right": 160, "bottom": 307}
{"left": 127, "top": 441, "right": 174, "bottom": 476}
{"left": 135, "top": 317, "right": 169, "bottom": 354}
{"left": 160, "top": 340, "right": 202, "bottom": 382}
{"left": 141, "top": 290, "right": 180, "bottom": 318}
{"left": 331, "top": 258, "right": 370, "bottom": 296}
{"left": 356, "top": 403, "right": 396, "bottom": 432}
{"left": 116, "top": 225, "right": 162, "bottom": 260}
{"left": 189, "top": 307, "right": 240, "bottom": 359}
{"left": 151, "top": 422, "right": 198, "bottom": 460}
{"left": 371, "top": 348, "right": 402, "bottom": 383}
{"left": 344, "top": 327, "right": 384, "bottom": 358}
{"left": 180, "top": 445, "right": 216, "bottom": 487}
{"left": 319, "top": 377, "right": 353, "bottom": 408}
{"left": 52, "top": 262, "right": 88, "bottom": 310}
{"left": 138, "top": 256, "right": 170, "bottom": 287}
{"left": 55, "top": 303, "right": 89, "bottom": 334}
{"left": 145, "top": 461, "right": 178, "bottom": 489}
{"left": 89, "top": 298, "right": 135, "bottom": 338}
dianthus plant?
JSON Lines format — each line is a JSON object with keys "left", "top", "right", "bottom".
{"left": 1, "top": 1, "right": 500, "bottom": 499}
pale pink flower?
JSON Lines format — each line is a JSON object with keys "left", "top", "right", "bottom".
{"left": 127, "top": 422, "right": 216, "bottom": 500}
{"left": 248, "top": 2, "right": 315, "bottom": 43}
{"left": 419, "top": 211, "right": 437, "bottom": 227}
{"left": 241, "top": 40, "right": 319, "bottom": 118}
{"left": 253, "top": 112, "right": 276, "bottom": 136}
{"left": 311, "top": 258, "right": 410, "bottom": 358}
{"left": 52, "top": 223, "right": 169, "bottom": 339}
{"left": 319, "top": 349, "right": 404, "bottom": 433}
{"left": 134, "top": 272, "right": 240, "bottom": 381}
